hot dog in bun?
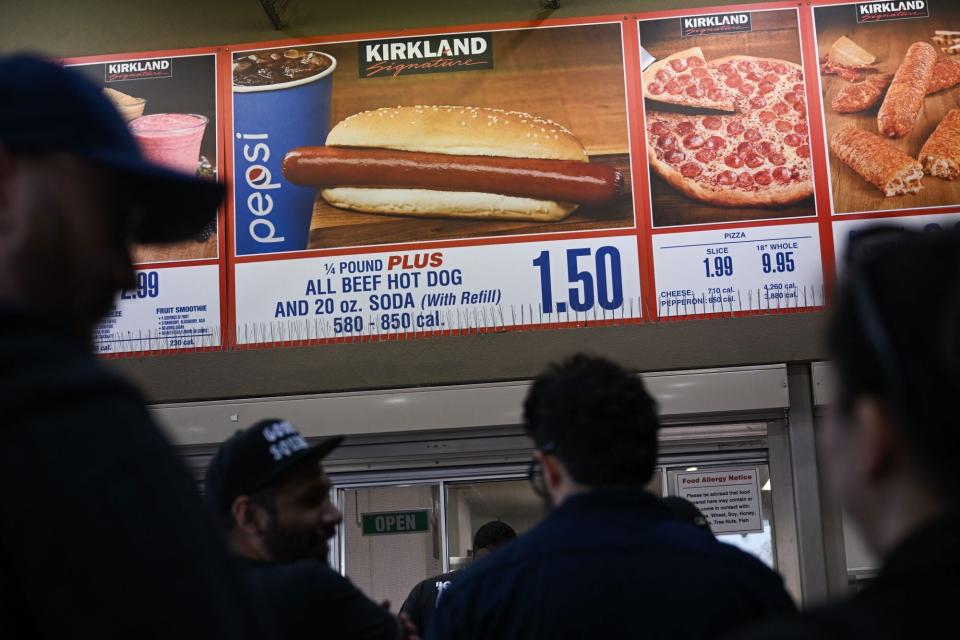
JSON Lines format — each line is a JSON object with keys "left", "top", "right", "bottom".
{"left": 282, "top": 105, "right": 622, "bottom": 221}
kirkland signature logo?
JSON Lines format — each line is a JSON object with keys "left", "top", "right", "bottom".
{"left": 359, "top": 33, "right": 493, "bottom": 78}
{"left": 681, "top": 12, "right": 752, "bottom": 37}
{"left": 856, "top": 1, "right": 929, "bottom": 23}
{"left": 105, "top": 58, "right": 172, "bottom": 82}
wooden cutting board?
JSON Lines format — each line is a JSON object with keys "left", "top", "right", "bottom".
{"left": 816, "top": 7, "right": 960, "bottom": 214}
{"left": 640, "top": 10, "right": 815, "bottom": 227}
{"left": 306, "top": 154, "right": 633, "bottom": 250}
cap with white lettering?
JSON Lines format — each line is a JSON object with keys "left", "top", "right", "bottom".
{"left": 203, "top": 419, "right": 343, "bottom": 515}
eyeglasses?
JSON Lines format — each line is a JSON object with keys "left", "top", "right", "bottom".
{"left": 526, "top": 442, "right": 556, "bottom": 498}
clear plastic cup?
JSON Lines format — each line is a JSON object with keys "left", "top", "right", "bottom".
{"left": 130, "top": 113, "right": 208, "bottom": 175}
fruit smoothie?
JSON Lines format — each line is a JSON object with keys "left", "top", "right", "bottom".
{"left": 130, "top": 113, "right": 208, "bottom": 174}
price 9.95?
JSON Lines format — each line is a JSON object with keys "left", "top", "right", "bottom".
{"left": 532, "top": 246, "right": 624, "bottom": 314}
{"left": 120, "top": 271, "right": 160, "bottom": 300}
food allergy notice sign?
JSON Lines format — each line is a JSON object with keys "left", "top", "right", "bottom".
{"left": 676, "top": 468, "right": 764, "bottom": 534}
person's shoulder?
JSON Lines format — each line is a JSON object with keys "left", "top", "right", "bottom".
{"left": 721, "top": 614, "right": 827, "bottom": 640}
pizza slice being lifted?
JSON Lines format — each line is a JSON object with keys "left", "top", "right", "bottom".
{"left": 642, "top": 47, "right": 737, "bottom": 112}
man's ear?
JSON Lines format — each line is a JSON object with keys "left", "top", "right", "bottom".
{"left": 535, "top": 449, "right": 566, "bottom": 492}
{"left": 854, "top": 397, "right": 899, "bottom": 483}
{"left": 231, "top": 495, "right": 267, "bottom": 537}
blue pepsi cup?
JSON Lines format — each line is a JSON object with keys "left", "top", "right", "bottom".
{"left": 233, "top": 50, "right": 336, "bottom": 255}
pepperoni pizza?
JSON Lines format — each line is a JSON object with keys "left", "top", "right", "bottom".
{"left": 643, "top": 51, "right": 814, "bottom": 208}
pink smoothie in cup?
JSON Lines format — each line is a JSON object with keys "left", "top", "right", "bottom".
{"left": 130, "top": 113, "right": 208, "bottom": 174}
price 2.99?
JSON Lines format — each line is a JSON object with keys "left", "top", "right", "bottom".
{"left": 120, "top": 271, "right": 159, "bottom": 300}
{"left": 532, "top": 246, "right": 624, "bottom": 314}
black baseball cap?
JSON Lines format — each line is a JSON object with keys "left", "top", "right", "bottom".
{"left": 0, "top": 53, "right": 223, "bottom": 244}
{"left": 204, "top": 419, "right": 343, "bottom": 514}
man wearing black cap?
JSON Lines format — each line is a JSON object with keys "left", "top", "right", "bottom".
{"left": 205, "top": 419, "right": 415, "bottom": 640}
{"left": 429, "top": 354, "right": 795, "bottom": 640}
{"left": 0, "top": 55, "right": 259, "bottom": 637}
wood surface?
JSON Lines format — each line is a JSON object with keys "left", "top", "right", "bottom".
{"left": 300, "top": 24, "right": 634, "bottom": 248}
{"left": 132, "top": 234, "right": 218, "bottom": 264}
{"left": 815, "top": 4, "right": 960, "bottom": 214}
{"left": 307, "top": 154, "right": 632, "bottom": 249}
{"left": 639, "top": 9, "right": 815, "bottom": 227}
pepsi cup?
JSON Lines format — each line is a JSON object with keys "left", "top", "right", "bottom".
{"left": 233, "top": 49, "right": 337, "bottom": 255}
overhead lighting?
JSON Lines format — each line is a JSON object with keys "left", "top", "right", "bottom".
{"left": 685, "top": 466, "right": 698, "bottom": 471}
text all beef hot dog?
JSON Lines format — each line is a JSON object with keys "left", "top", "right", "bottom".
{"left": 282, "top": 146, "right": 623, "bottom": 206}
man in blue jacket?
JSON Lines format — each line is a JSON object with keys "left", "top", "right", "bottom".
{"left": 429, "top": 355, "right": 795, "bottom": 639}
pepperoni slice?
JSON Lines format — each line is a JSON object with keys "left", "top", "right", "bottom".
{"left": 754, "top": 169, "right": 773, "bottom": 186}
{"left": 717, "top": 62, "right": 734, "bottom": 74}
{"left": 725, "top": 74, "right": 744, "bottom": 88}
{"left": 751, "top": 97, "right": 768, "bottom": 111}
{"left": 680, "top": 162, "right": 702, "bottom": 178}
{"left": 738, "top": 83, "right": 756, "bottom": 95}
{"left": 797, "top": 145, "right": 810, "bottom": 158}
{"left": 700, "top": 77, "right": 716, "bottom": 90}
{"left": 776, "top": 120, "right": 793, "bottom": 133}
{"left": 759, "top": 60, "right": 772, "bottom": 71}
{"left": 695, "top": 149, "right": 716, "bottom": 163}
{"left": 670, "top": 58, "right": 689, "bottom": 72}
{"left": 687, "top": 56, "right": 705, "bottom": 67}
{"left": 704, "top": 135, "right": 726, "bottom": 150}
{"left": 758, "top": 82, "right": 775, "bottom": 95}
{"left": 774, "top": 63, "right": 789, "bottom": 75}
{"left": 793, "top": 100, "right": 806, "bottom": 114}
{"left": 743, "top": 128, "right": 762, "bottom": 142}
{"left": 737, "top": 60, "right": 753, "bottom": 73}
{"left": 724, "top": 154, "right": 744, "bottom": 168}
{"left": 726, "top": 120, "right": 745, "bottom": 135}
{"left": 737, "top": 172, "right": 755, "bottom": 189}
{"left": 707, "top": 88, "right": 726, "bottom": 102}
{"left": 763, "top": 73, "right": 779, "bottom": 84}
{"left": 793, "top": 83, "right": 804, "bottom": 93}
{"left": 759, "top": 110, "right": 776, "bottom": 124}
{"left": 747, "top": 71, "right": 763, "bottom": 83}
{"left": 737, "top": 141, "right": 756, "bottom": 155}
{"left": 677, "top": 73, "right": 693, "bottom": 84}
{"left": 657, "top": 135, "right": 678, "bottom": 150}
{"left": 656, "top": 69, "right": 671, "bottom": 83}
{"left": 769, "top": 152, "right": 787, "bottom": 166}
{"left": 794, "top": 123, "right": 808, "bottom": 135}
{"left": 773, "top": 167, "right": 793, "bottom": 183}
{"left": 676, "top": 121, "right": 696, "bottom": 135}
{"left": 666, "top": 80, "right": 683, "bottom": 95}
{"left": 647, "top": 82, "right": 664, "bottom": 95}
{"left": 692, "top": 67, "right": 710, "bottom": 79}
{"left": 773, "top": 102, "right": 790, "bottom": 115}
{"left": 745, "top": 152, "right": 764, "bottom": 169}
{"left": 702, "top": 116, "right": 723, "bottom": 130}
{"left": 784, "top": 91, "right": 797, "bottom": 103}
{"left": 784, "top": 133, "right": 802, "bottom": 147}
{"left": 717, "top": 170, "right": 737, "bottom": 186}
{"left": 686, "top": 84, "right": 705, "bottom": 98}
{"left": 758, "top": 140, "right": 775, "bottom": 156}
{"left": 650, "top": 121, "right": 671, "bottom": 136}
{"left": 683, "top": 133, "right": 705, "bottom": 149}
{"left": 665, "top": 149, "right": 686, "bottom": 165}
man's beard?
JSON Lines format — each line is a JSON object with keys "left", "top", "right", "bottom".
{"left": 262, "top": 517, "right": 330, "bottom": 565}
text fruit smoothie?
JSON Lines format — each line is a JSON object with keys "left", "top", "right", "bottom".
{"left": 130, "top": 113, "right": 208, "bottom": 174}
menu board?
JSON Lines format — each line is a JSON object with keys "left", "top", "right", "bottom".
{"left": 639, "top": 5, "right": 826, "bottom": 317}
{"left": 226, "top": 21, "right": 643, "bottom": 344}
{"left": 65, "top": 50, "right": 225, "bottom": 354}
{"left": 68, "top": 1, "right": 960, "bottom": 354}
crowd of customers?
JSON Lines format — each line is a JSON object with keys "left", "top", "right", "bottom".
{"left": 1, "top": 54, "right": 958, "bottom": 639}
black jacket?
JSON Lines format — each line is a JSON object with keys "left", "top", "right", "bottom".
{"left": 400, "top": 570, "right": 459, "bottom": 635}
{"left": 428, "top": 489, "right": 795, "bottom": 639}
{"left": 0, "top": 307, "right": 263, "bottom": 638}
{"left": 726, "top": 513, "right": 960, "bottom": 639}
{"left": 238, "top": 556, "right": 398, "bottom": 640}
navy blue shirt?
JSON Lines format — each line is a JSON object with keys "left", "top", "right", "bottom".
{"left": 428, "top": 489, "right": 795, "bottom": 639}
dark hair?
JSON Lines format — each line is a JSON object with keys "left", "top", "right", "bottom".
{"left": 473, "top": 521, "right": 517, "bottom": 551}
{"left": 830, "top": 227, "right": 960, "bottom": 502}
{"left": 523, "top": 354, "right": 659, "bottom": 488}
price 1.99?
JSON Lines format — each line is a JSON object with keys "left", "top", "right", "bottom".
{"left": 120, "top": 271, "right": 160, "bottom": 300}
{"left": 703, "top": 256, "right": 734, "bottom": 278}
{"left": 532, "top": 246, "right": 624, "bottom": 314}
